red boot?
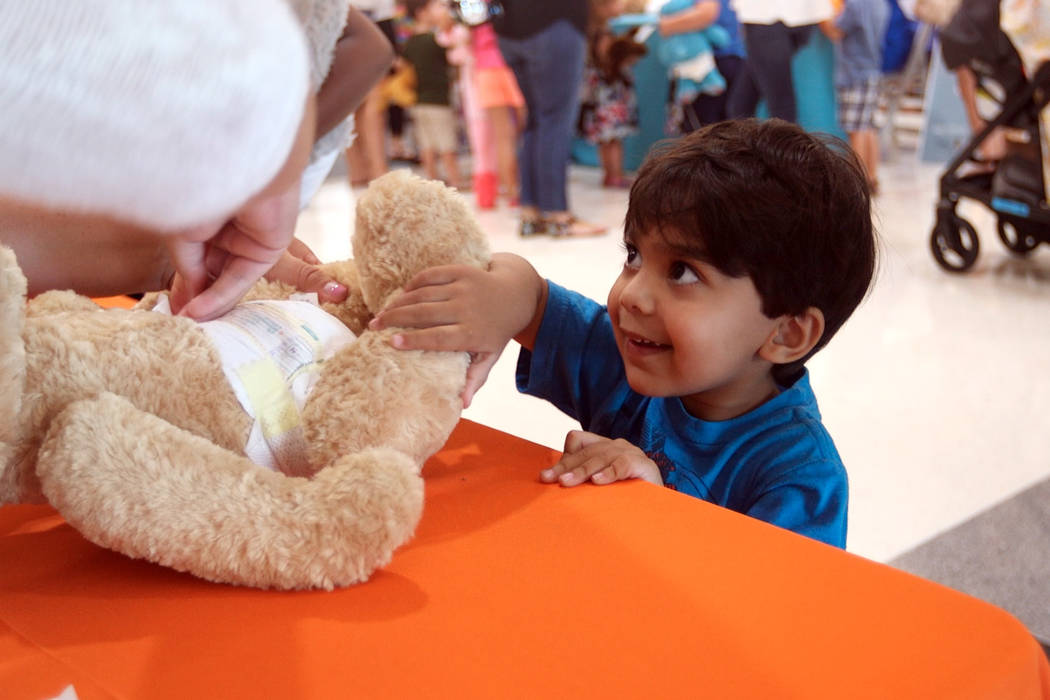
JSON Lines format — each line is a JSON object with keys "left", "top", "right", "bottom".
{"left": 474, "top": 171, "right": 497, "bottom": 209}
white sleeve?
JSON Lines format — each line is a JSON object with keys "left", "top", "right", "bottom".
{"left": 0, "top": 0, "right": 311, "bottom": 231}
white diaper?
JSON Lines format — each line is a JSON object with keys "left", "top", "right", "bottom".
{"left": 153, "top": 295, "right": 356, "bottom": 473}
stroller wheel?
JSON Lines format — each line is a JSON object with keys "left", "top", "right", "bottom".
{"left": 930, "top": 213, "right": 980, "bottom": 272}
{"left": 996, "top": 218, "right": 1039, "bottom": 256}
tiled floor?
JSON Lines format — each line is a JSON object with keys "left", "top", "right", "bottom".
{"left": 297, "top": 152, "right": 1050, "bottom": 564}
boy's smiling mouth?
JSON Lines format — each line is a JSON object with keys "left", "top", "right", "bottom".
{"left": 621, "top": 328, "right": 671, "bottom": 355}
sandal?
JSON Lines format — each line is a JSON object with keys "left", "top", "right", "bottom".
{"left": 547, "top": 216, "right": 607, "bottom": 238}
{"left": 519, "top": 217, "right": 547, "bottom": 238}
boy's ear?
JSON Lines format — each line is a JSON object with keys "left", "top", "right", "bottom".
{"left": 758, "top": 307, "right": 825, "bottom": 365}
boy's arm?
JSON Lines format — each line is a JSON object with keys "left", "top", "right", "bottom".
{"left": 369, "top": 252, "right": 548, "bottom": 404}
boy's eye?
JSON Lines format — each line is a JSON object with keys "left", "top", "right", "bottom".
{"left": 623, "top": 242, "right": 641, "bottom": 269}
{"left": 669, "top": 261, "right": 700, "bottom": 285}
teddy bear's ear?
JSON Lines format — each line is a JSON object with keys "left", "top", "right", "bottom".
{"left": 352, "top": 171, "right": 491, "bottom": 312}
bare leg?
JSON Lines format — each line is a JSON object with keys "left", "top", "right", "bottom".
{"left": 359, "top": 87, "right": 389, "bottom": 181}
{"left": 486, "top": 106, "right": 519, "bottom": 201}
{"left": 862, "top": 129, "right": 880, "bottom": 190}
{"left": 345, "top": 103, "right": 371, "bottom": 186}
{"left": 600, "top": 140, "right": 626, "bottom": 186}
{"left": 419, "top": 149, "right": 438, "bottom": 180}
{"left": 440, "top": 151, "right": 462, "bottom": 188}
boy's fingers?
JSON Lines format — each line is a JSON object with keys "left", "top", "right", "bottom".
{"left": 461, "top": 350, "right": 501, "bottom": 408}
{"left": 563, "top": 430, "right": 607, "bottom": 455}
{"left": 374, "top": 301, "right": 460, "bottom": 332}
{"left": 402, "top": 264, "right": 478, "bottom": 292}
{"left": 388, "top": 325, "right": 475, "bottom": 352}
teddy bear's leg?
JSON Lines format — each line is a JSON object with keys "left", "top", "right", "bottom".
{"left": 37, "top": 392, "right": 423, "bottom": 590}
{"left": 0, "top": 246, "right": 28, "bottom": 504}
{"left": 302, "top": 330, "right": 469, "bottom": 469}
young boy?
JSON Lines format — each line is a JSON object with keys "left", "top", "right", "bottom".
{"left": 401, "top": 0, "right": 463, "bottom": 187}
{"left": 821, "top": 0, "right": 890, "bottom": 193}
{"left": 371, "top": 119, "right": 877, "bottom": 548}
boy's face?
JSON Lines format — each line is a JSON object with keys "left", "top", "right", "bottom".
{"left": 607, "top": 228, "right": 782, "bottom": 421}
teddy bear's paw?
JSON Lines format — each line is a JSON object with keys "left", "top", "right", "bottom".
{"left": 38, "top": 392, "right": 423, "bottom": 590}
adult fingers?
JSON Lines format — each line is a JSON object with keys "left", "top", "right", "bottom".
{"left": 165, "top": 239, "right": 210, "bottom": 314}
{"left": 287, "top": 237, "right": 321, "bottom": 265}
{"left": 178, "top": 256, "right": 272, "bottom": 321}
{"left": 266, "top": 252, "right": 348, "bottom": 302}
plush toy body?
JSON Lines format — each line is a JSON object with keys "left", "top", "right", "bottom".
{"left": 0, "top": 171, "right": 490, "bottom": 590}
{"left": 611, "top": 2, "right": 730, "bottom": 103}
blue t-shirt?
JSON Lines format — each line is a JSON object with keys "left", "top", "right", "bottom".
{"left": 516, "top": 282, "right": 848, "bottom": 548}
{"left": 834, "top": 0, "right": 890, "bottom": 87}
{"left": 712, "top": 0, "right": 746, "bottom": 59}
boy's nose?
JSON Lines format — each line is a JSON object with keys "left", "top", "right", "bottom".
{"left": 618, "top": 274, "right": 655, "bottom": 315}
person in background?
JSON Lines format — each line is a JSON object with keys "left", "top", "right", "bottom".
{"left": 821, "top": 0, "right": 890, "bottom": 193}
{"left": 495, "top": 0, "right": 607, "bottom": 237}
{"left": 659, "top": 0, "right": 746, "bottom": 131}
{"left": 402, "top": 0, "right": 464, "bottom": 187}
{"left": 728, "top": 0, "right": 834, "bottom": 123}
{"left": 579, "top": 0, "right": 648, "bottom": 188}
{"left": 369, "top": 119, "right": 878, "bottom": 548}
{"left": 345, "top": 0, "right": 400, "bottom": 187}
{"left": 469, "top": 13, "right": 526, "bottom": 206}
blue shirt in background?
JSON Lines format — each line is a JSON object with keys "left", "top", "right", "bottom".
{"left": 516, "top": 282, "right": 849, "bottom": 548}
{"left": 712, "top": 0, "right": 747, "bottom": 58}
{"left": 834, "top": 0, "right": 891, "bottom": 87}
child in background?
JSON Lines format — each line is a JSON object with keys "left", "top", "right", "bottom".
{"left": 579, "top": 0, "right": 648, "bottom": 188}
{"left": 401, "top": 0, "right": 463, "bottom": 186}
{"left": 370, "top": 119, "right": 877, "bottom": 548}
{"left": 440, "top": 8, "right": 525, "bottom": 208}
{"left": 821, "top": 0, "right": 890, "bottom": 193}
{"left": 470, "top": 19, "right": 525, "bottom": 206}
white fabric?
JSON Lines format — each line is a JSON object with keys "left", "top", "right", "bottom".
{"left": 0, "top": 0, "right": 310, "bottom": 231}
{"left": 153, "top": 296, "right": 356, "bottom": 473}
{"left": 731, "top": 0, "right": 833, "bottom": 26}
{"left": 286, "top": 0, "right": 356, "bottom": 206}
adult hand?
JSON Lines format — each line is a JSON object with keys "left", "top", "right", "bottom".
{"left": 167, "top": 179, "right": 301, "bottom": 321}
{"left": 168, "top": 94, "right": 318, "bottom": 321}
{"left": 540, "top": 430, "right": 663, "bottom": 487}
{"left": 265, "top": 238, "right": 349, "bottom": 304}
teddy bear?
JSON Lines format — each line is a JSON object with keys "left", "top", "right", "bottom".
{"left": 0, "top": 170, "right": 490, "bottom": 590}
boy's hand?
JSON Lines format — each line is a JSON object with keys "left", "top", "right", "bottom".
{"left": 541, "top": 430, "right": 663, "bottom": 487}
{"left": 368, "top": 252, "right": 543, "bottom": 406}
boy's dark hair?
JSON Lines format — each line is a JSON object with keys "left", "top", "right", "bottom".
{"left": 404, "top": 0, "right": 432, "bottom": 20}
{"left": 626, "top": 118, "right": 877, "bottom": 384}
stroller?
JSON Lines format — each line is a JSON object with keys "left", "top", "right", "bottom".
{"left": 929, "top": 0, "right": 1050, "bottom": 272}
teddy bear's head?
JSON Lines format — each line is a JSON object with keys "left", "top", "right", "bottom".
{"left": 353, "top": 170, "right": 490, "bottom": 313}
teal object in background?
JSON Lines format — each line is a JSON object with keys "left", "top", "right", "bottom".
{"left": 573, "top": 29, "right": 844, "bottom": 171}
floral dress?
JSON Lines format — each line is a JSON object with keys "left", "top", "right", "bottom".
{"left": 578, "top": 33, "right": 640, "bottom": 144}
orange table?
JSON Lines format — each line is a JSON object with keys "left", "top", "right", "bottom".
{"left": 2, "top": 420, "right": 1048, "bottom": 700}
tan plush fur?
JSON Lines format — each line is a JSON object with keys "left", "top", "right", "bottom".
{"left": 0, "top": 170, "right": 490, "bottom": 589}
